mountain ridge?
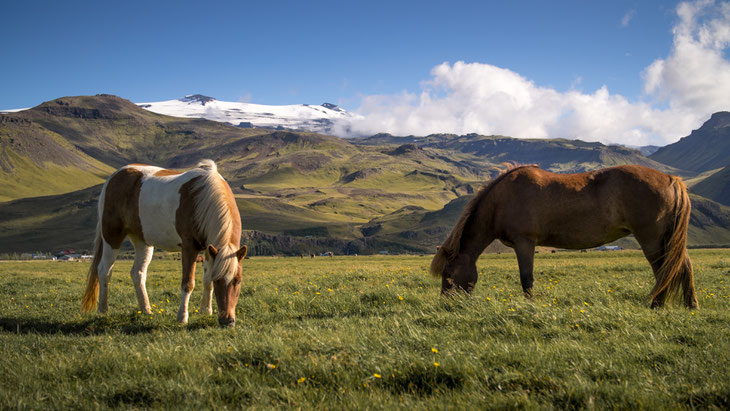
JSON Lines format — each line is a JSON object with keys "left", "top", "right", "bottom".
{"left": 1, "top": 94, "right": 729, "bottom": 254}
{"left": 650, "top": 111, "right": 730, "bottom": 172}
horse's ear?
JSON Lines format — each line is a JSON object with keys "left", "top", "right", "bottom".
{"left": 207, "top": 245, "right": 219, "bottom": 259}
{"left": 236, "top": 245, "right": 247, "bottom": 261}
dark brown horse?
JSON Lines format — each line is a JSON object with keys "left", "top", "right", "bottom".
{"left": 431, "top": 164, "right": 698, "bottom": 309}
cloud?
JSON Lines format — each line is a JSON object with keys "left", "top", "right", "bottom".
{"left": 339, "top": 1, "right": 730, "bottom": 146}
{"left": 644, "top": 0, "right": 730, "bottom": 116}
{"left": 621, "top": 9, "right": 636, "bottom": 27}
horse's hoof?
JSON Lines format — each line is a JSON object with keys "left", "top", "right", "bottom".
{"left": 523, "top": 290, "right": 533, "bottom": 299}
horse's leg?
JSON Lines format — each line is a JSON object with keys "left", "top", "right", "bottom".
{"left": 513, "top": 238, "right": 536, "bottom": 298}
{"left": 200, "top": 276, "right": 214, "bottom": 315}
{"left": 637, "top": 237, "right": 668, "bottom": 308}
{"left": 177, "top": 246, "right": 197, "bottom": 324}
{"left": 97, "top": 240, "right": 120, "bottom": 314}
{"left": 129, "top": 238, "right": 154, "bottom": 314}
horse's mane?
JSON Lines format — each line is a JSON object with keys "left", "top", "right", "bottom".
{"left": 430, "top": 163, "right": 538, "bottom": 277}
{"left": 190, "top": 160, "right": 239, "bottom": 283}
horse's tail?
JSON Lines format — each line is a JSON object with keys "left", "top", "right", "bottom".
{"left": 649, "top": 177, "right": 694, "bottom": 305}
{"left": 81, "top": 222, "right": 103, "bottom": 312}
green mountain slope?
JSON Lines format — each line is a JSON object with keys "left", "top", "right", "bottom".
{"left": 0, "top": 185, "right": 101, "bottom": 253}
{"left": 650, "top": 112, "right": 730, "bottom": 172}
{"left": 13, "top": 94, "right": 271, "bottom": 168}
{"left": 0, "top": 116, "right": 113, "bottom": 201}
{"left": 357, "top": 133, "right": 682, "bottom": 175}
{"left": 690, "top": 166, "right": 730, "bottom": 206}
{"left": 1, "top": 94, "right": 728, "bottom": 254}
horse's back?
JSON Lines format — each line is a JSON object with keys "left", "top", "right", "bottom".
{"left": 138, "top": 166, "right": 204, "bottom": 250}
{"left": 490, "top": 165, "right": 681, "bottom": 249}
{"left": 100, "top": 164, "right": 208, "bottom": 250}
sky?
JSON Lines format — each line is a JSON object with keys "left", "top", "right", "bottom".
{"left": 2, "top": 0, "right": 729, "bottom": 146}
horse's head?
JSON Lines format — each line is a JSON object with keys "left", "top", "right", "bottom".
{"left": 205, "top": 244, "right": 247, "bottom": 327}
{"left": 431, "top": 247, "right": 477, "bottom": 295}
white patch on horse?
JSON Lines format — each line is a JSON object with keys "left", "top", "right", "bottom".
{"left": 134, "top": 166, "right": 197, "bottom": 251}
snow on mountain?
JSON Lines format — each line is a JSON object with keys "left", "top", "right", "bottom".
{"left": 137, "top": 94, "right": 358, "bottom": 134}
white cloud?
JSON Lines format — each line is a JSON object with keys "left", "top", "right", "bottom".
{"left": 621, "top": 9, "right": 636, "bottom": 27}
{"left": 339, "top": 1, "right": 730, "bottom": 146}
{"left": 644, "top": 0, "right": 730, "bottom": 116}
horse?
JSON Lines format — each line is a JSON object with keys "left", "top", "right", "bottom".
{"left": 81, "top": 160, "right": 248, "bottom": 327}
{"left": 431, "top": 164, "right": 699, "bottom": 309}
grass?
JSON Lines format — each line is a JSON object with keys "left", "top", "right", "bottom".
{"left": 0, "top": 150, "right": 112, "bottom": 202}
{"left": 1, "top": 250, "right": 729, "bottom": 408}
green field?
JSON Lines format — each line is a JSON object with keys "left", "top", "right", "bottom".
{"left": 1, "top": 251, "right": 729, "bottom": 408}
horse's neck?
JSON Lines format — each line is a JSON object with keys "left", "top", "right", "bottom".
{"left": 460, "top": 200, "right": 494, "bottom": 261}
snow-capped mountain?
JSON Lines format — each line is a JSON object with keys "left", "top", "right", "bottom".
{"left": 137, "top": 94, "right": 357, "bottom": 134}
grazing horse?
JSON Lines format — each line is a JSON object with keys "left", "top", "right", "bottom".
{"left": 81, "top": 160, "right": 248, "bottom": 327}
{"left": 431, "top": 164, "right": 699, "bottom": 309}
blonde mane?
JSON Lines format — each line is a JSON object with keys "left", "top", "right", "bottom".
{"left": 430, "top": 164, "right": 537, "bottom": 277}
{"left": 190, "top": 160, "right": 239, "bottom": 283}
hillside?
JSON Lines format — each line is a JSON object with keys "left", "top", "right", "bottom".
{"left": 12, "top": 95, "right": 271, "bottom": 168}
{"left": 0, "top": 95, "right": 479, "bottom": 224}
{"left": 4, "top": 176, "right": 728, "bottom": 255}
{"left": 690, "top": 166, "right": 730, "bottom": 207}
{"left": 357, "top": 133, "right": 682, "bottom": 175}
{"left": 1, "top": 94, "right": 729, "bottom": 254}
{"left": 650, "top": 112, "right": 730, "bottom": 173}
{"left": 0, "top": 116, "right": 113, "bottom": 201}
{"left": 0, "top": 185, "right": 100, "bottom": 253}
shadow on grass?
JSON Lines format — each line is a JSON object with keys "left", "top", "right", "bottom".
{"left": 0, "top": 312, "right": 225, "bottom": 335}
{"left": 0, "top": 315, "right": 159, "bottom": 336}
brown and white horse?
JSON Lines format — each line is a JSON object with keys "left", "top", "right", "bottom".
{"left": 81, "top": 160, "right": 247, "bottom": 327}
{"left": 431, "top": 164, "right": 699, "bottom": 309}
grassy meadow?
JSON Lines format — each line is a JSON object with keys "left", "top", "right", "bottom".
{"left": 1, "top": 250, "right": 729, "bottom": 409}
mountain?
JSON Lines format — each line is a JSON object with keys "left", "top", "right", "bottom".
{"left": 0, "top": 115, "right": 113, "bottom": 202}
{"left": 691, "top": 165, "right": 730, "bottom": 206}
{"left": 0, "top": 185, "right": 100, "bottom": 253}
{"left": 11, "top": 94, "right": 274, "bottom": 168}
{"left": 356, "top": 133, "right": 682, "bottom": 175}
{"left": 1, "top": 94, "right": 729, "bottom": 254}
{"left": 0, "top": 94, "right": 279, "bottom": 200}
{"left": 137, "top": 94, "right": 358, "bottom": 135}
{"left": 650, "top": 112, "right": 730, "bottom": 172}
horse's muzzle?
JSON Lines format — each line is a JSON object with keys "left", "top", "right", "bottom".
{"left": 218, "top": 317, "right": 235, "bottom": 328}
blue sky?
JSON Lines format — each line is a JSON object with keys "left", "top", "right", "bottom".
{"left": 2, "top": 0, "right": 729, "bottom": 145}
